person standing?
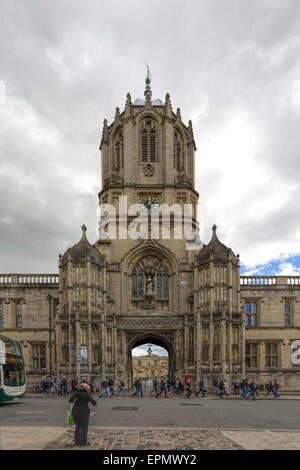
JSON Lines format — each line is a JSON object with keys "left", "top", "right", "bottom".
{"left": 108, "top": 378, "right": 115, "bottom": 396}
{"left": 69, "top": 382, "right": 97, "bottom": 447}
{"left": 177, "top": 380, "right": 184, "bottom": 396}
{"left": 219, "top": 379, "right": 229, "bottom": 398}
{"left": 273, "top": 380, "right": 280, "bottom": 398}
{"left": 247, "top": 381, "right": 257, "bottom": 400}
{"left": 61, "top": 376, "right": 69, "bottom": 396}
{"left": 232, "top": 377, "right": 240, "bottom": 396}
{"left": 266, "top": 381, "right": 273, "bottom": 396}
{"left": 195, "top": 379, "right": 206, "bottom": 397}
{"left": 212, "top": 378, "right": 219, "bottom": 396}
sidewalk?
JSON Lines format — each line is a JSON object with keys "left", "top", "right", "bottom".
{"left": 1, "top": 426, "right": 300, "bottom": 450}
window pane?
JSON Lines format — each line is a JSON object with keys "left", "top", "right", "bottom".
{"left": 244, "top": 302, "right": 250, "bottom": 313}
{"left": 16, "top": 304, "right": 22, "bottom": 315}
{"left": 252, "top": 356, "right": 257, "bottom": 367}
{"left": 285, "top": 302, "right": 291, "bottom": 313}
{"left": 245, "top": 357, "right": 250, "bottom": 368}
{"left": 272, "top": 357, "right": 278, "bottom": 367}
{"left": 0, "top": 318, "right": 2, "bottom": 328}
{"left": 16, "top": 316, "right": 22, "bottom": 328}
{"left": 138, "top": 274, "right": 144, "bottom": 298}
{"left": 266, "top": 344, "right": 271, "bottom": 354}
{"left": 157, "top": 274, "right": 162, "bottom": 298}
{"left": 251, "top": 302, "right": 257, "bottom": 313}
{"left": 131, "top": 274, "right": 137, "bottom": 299}
{"left": 0, "top": 304, "right": 2, "bottom": 314}
{"left": 266, "top": 356, "right": 271, "bottom": 367}
{"left": 163, "top": 274, "right": 168, "bottom": 299}
{"left": 245, "top": 344, "right": 250, "bottom": 354}
{"left": 251, "top": 314, "right": 257, "bottom": 326}
{"left": 251, "top": 344, "right": 257, "bottom": 354}
{"left": 245, "top": 315, "right": 250, "bottom": 326}
{"left": 40, "top": 358, "right": 46, "bottom": 369}
{"left": 285, "top": 314, "right": 291, "bottom": 326}
{"left": 272, "top": 344, "right": 278, "bottom": 354}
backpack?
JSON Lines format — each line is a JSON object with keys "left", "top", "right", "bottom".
{"left": 101, "top": 380, "right": 107, "bottom": 388}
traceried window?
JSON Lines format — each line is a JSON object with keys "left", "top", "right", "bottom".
{"left": 174, "top": 130, "right": 184, "bottom": 172}
{"left": 131, "top": 259, "right": 169, "bottom": 300}
{"left": 245, "top": 343, "right": 258, "bottom": 368}
{"left": 266, "top": 343, "right": 279, "bottom": 367}
{"left": 244, "top": 301, "right": 258, "bottom": 327}
{"left": 140, "top": 119, "right": 157, "bottom": 162}
{"left": 113, "top": 128, "right": 123, "bottom": 172}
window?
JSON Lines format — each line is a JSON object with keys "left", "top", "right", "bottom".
{"left": 244, "top": 301, "right": 258, "bottom": 327}
{"left": 0, "top": 303, "right": 3, "bottom": 328}
{"left": 32, "top": 344, "right": 46, "bottom": 370}
{"left": 174, "top": 130, "right": 184, "bottom": 172}
{"left": 245, "top": 343, "right": 258, "bottom": 368}
{"left": 15, "top": 303, "right": 22, "bottom": 328}
{"left": 113, "top": 129, "right": 123, "bottom": 172}
{"left": 284, "top": 301, "right": 292, "bottom": 326}
{"left": 266, "top": 343, "right": 279, "bottom": 367}
{"left": 140, "top": 119, "right": 157, "bottom": 162}
{"left": 131, "top": 261, "right": 169, "bottom": 300}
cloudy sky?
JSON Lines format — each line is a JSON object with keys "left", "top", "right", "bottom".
{"left": 0, "top": 0, "right": 300, "bottom": 277}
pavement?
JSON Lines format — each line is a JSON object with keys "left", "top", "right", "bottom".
{"left": 1, "top": 396, "right": 300, "bottom": 450}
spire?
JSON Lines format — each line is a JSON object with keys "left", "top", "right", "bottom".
{"left": 81, "top": 224, "right": 87, "bottom": 241}
{"left": 144, "top": 62, "right": 152, "bottom": 99}
{"left": 164, "top": 92, "right": 173, "bottom": 118}
{"left": 124, "top": 92, "right": 133, "bottom": 118}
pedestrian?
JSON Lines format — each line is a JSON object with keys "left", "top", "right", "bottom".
{"left": 98, "top": 377, "right": 111, "bottom": 398}
{"left": 232, "top": 377, "right": 240, "bottom": 395}
{"left": 219, "top": 379, "right": 229, "bottom": 398}
{"left": 195, "top": 378, "right": 206, "bottom": 397}
{"left": 69, "top": 382, "right": 97, "bottom": 447}
{"left": 242, "top": 380, "right": 249, "bottom": 398}
{"left": 177, "top": 380, "right": 184, "bottom": 396}
{"left": 185, "top": 379, "right": 192, "bottom": 398}
{"left": 156, "top": 378, "right": 168, "bottom": 398}
{"left": 62, "top": 376, "right": 69, "bottom": 396}
{"left": 71, "top": 376, "right": 78, "bottom": 393}
{"left": 255, "top": 383, "right": 259, "bottom": 397}
{"left": 132, "top": 378, "right": 143, "bottom": 398}
{"left": 167, "top": 378, "right": 171, "bottom": 393}
{"left": 247, "top": 381, "right": 257, "bottom": 400}
{"left": 150, "top": 377, "right": 158, "bottom": 395}
{"left": 108, "top": 377, "right": 115, "bottom": 396}
{"left": 266, "top": 381, "right": 273, "bottom": 396}
{"left": 117, "top": 379, "right": 126, "bottom": 397}
{"left": 212, "top": 378, "right": 219, "bottom": 396}
{"left": 273, "top": 380, "right": 280, "bottom": 398}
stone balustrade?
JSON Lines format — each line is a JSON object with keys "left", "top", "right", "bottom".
{"left": 0, "top": 274, "right": 59, "bottom": 285}
{"left": 240, "top": 276, "right": 300, "bottom": 286}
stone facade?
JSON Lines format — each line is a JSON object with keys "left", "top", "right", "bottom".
{"left": 0, "top": 79, "right": 299, "bottom": 390}
{"left": 132, "top": 353, "right": 168, "bottom": 382}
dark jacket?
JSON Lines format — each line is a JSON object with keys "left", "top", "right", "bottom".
{"left": 69, "top": 390, "right": 97, "bottom": 416}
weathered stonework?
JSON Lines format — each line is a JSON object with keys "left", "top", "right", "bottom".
{"left": 0, "top": 83, "right": 299, "bottom": 390}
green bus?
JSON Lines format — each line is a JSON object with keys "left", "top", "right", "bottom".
{"left": 0, "top": 334, "right": 26, "bottom": 402}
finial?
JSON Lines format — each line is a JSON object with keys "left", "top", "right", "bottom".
{"left": 144, "top": 62, "right": 152, "bottom": 98}
{"left": 114, "top": 107, "right": 120, "bottom": 120}
{"left": 212, "top": 224, "right": 217, "bottom": 233}
{"left": 81, "top": 224, "right": 87, "bottom": 240}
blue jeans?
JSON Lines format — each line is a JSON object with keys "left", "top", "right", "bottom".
{"left": 117, "top": 386, "right": 126, "bottom": 396}
{"left": 132, "top": 386, "right": 143, "bottom": 397}
{"left": 73, "top": 413, "right": 89, "bottom": 446}
{"left": 98, "top": 387, "right": 110, "bottom": 397}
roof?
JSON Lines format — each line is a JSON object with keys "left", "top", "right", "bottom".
{"left": 61, "top": 225, "right": 102, "bottom": 265}
{"left": 197, "top": 225, "right": 236, "bottom": 265}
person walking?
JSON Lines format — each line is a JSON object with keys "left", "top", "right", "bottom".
{"left": 195, "top": 379, "right": 206, "bottom": 398}
{"left": 61, "top": 376, "right": 69, "bottom": 396}
{"left": 247, "top": 381, "right": 257, "bottom": 400}
{"left": 156, "top": 378, "right": 168, "bottom": 398}
{"left": 69, "top": 382, "right": 97, "bottom": 447}
{"left": 98, "top": 377, "right": 111, "bottom": 398}
{"left": 132, "top": 378, "right": 143, "bottom": 398}
{"left": 150, "top": 377, "right": 158, "bottom": 396}
{"left": 117, "top": 380, "right": 126, "bottom": 397}
{"left": 177, "top": 380, "right": 184, "bottom": 396}
{"left": 219, "top": 379, "right": 229, "bottom": 398}
{"left": 185, "top": 379, "right": 192, "bottom": 399}
{"left": 273, "top": 380, "right": 280, "bottom": 398}
{"left": 108, "top": 378, "right": 115, "bottom": 396}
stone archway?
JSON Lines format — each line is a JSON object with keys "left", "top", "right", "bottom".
{"left": 127, "top": 333, "right": 176, "bottom": 388}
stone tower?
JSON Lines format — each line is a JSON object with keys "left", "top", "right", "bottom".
{"left": 55, "top": 70, "right": 244, "bottom": 386}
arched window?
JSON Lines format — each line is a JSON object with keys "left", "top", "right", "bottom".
{"left": 113, "top": 128, "right": 123, "bottom": 172}
{"left": 131, "top": 259, "right": 169, "bottom": 300}
{"left": 141, "top": 119, "right": 157, "bottom": 162}
{"left": 174, "top": 130, "right": 184, "bottom": 172}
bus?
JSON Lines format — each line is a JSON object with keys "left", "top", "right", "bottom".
{"left": 0, "top": 334, "right": 26, "bottom": 402}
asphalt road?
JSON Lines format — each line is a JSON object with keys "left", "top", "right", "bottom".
{"left": 0, "top": 397, "right": 300, "bottom": 430}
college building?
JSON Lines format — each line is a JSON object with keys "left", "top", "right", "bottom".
{"left": 0, "top": 72, "right": 299, "bottom": 391}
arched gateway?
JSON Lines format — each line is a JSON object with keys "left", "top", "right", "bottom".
{"left": 128, "top": 334, "right": 176, "bottom": 386}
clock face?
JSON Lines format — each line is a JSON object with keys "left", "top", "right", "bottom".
{"left": 139, "top": 195, "right": 160, "bottom": 209}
